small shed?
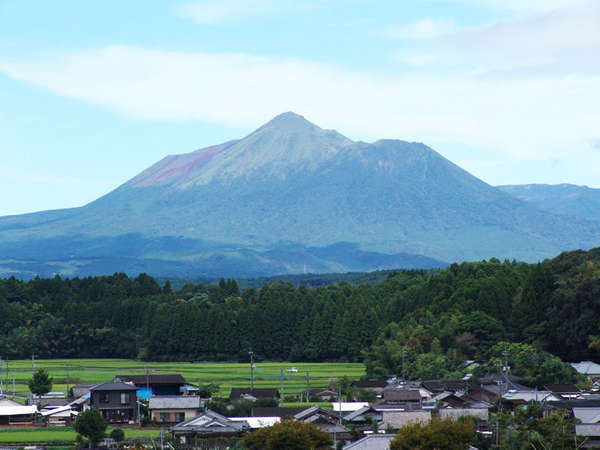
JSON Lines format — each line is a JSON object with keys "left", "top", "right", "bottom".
{"left": 0, "top": 405, "right": 38, "bottom": 425}
{"left": 41, "top": 405, "right": 79, "bottom": 426}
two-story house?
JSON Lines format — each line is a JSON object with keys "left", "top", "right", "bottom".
{"left": 89, "top": 382, "right": 138, "bottom": 423}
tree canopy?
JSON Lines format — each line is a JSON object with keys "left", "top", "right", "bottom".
{"left": 28, "top": 368, "right": 53, "bottom": 396}
{"left": 73, "top": 409, "right": 107, "bottom": 448}
{"left": 390, "top": 418, "right": 475, "bottom": 450}
{"left": 1, "top": 247, "right": 599, "bottom": 377}
{"left": 243, "top": 420, "right": 332, "bottom": 450}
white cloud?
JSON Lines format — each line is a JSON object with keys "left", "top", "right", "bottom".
{"left": 0, "top": 2, "right": 597, "bottom": 187}
{"left": 394, "top": 51, "right": 446, "bottom": 66}
{"left": 176, "top": 0, "right": 313, "bottom": 24}
{"left": 396, "top": 1, "right": 600, "bottom": 75}
{"left": 1, "top": 44, "right": 598, "bottom": 173}
{"left": 438, "top": 0, "right": 589, "bottom": 13}
{"left": 384, "top": 19, "right": 456, "bottom": 40}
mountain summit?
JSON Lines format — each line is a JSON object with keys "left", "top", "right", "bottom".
{"left": 129, "top": 112, "right": 351, "bottom": 188}
{"left": 1, "top": 113, "right": 599, "bottom": 278}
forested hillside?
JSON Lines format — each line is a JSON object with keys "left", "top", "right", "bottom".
{"left": 1, "top": 247, "right": 599, "bottom": 383}
{"left": 3, "top": 114, "right": 600, "bottom": 280}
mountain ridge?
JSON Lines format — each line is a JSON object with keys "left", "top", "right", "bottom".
{"left": 1, "top": 112, "right": 599, "bottom": 279}
{"left": 498, "top": 183, "right": 600, "bottom": 223}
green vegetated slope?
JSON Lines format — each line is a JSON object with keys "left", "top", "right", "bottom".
{"left": 1, "top": 247, "right": 600, "bottom": 384}
{"left": 158, "top": 269, "right": 403, "bottom": 291}
{"left": 2, "top": 113, "right": 600, "bottom": 279}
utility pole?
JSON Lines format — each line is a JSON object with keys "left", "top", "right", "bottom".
{"left": 280, "top": 369, "right": 284, "bottom": 407}
{"left": 338, "top": 383, "right": 342, "bottom": 424}
{"left": 146, "top": 365, "right": 150, "bottom": 399}
{"left": 496, "top": 419, "right": 500, "bottom": 447}
{"left": 306, "top": 371, "right": 310, "bottom": 403}
{"left": 31, "top": 353, "right": 37, "bottom": 374}
{"left": 401, "top": 347, "right": 406, "bottom": 380}
{"left": 66, "top": 363, "right": 70, "bottom": 398}
{"left": 248, "top": 351, "right": 255, "bottom": 391}
{"left": 502, "top": 350, "right": 510, "bottom": 373}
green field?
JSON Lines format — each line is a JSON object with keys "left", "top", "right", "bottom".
{"left": 0, "top": 427, "right": 161, "bottom": 444}
{"left": 0, "top": 359, "right": 365, "bottom": 397}
{"left": 0, "top": 359, "right": 363, "bottom": 445}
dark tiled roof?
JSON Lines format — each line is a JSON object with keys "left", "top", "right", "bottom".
{"left": 170, "top": 409, "right": 248, "bottom": 434}
{"left": 351, "top": 380, "right": 388, "bottom": 389}
{"left": 294, "top": 405, "right": 340, "bottom": 422}
{"left": 547, "top": 399, "right": 600, "bottom": 408}
{"left": 477, "top": 373, "right": 524, "bottom": 385}
{"left": 343, "top": 434, "right": 395, "bottom": 450}
{"left": 383, "top": 389, "right": 421, "bottom": 402}
{"left": 544, "top": 384, "right": 580, "bottom": 393}
{"left": 149, "top": 396, "right": 204, "bottom": 410}
{"left": 90, "top": 382, "right": 138, "bottom": 392}
{"left": 71, "top": 384, "right": 96, "bottom": 397}
{"left": 251, "top": 407, "right": 309, "bottom": 418}
{"left": 421, "top": 380, "right": 475, "bottom": 393}
{"left": 344, "top": 406, "right": 375, "bottom": 422}
{"left": 373, "top": 401, "right": 422, "bottom": 411}
{"left": 114, "top": 374, "right": 186, "bottom": 385}
{"left": 229, "top": 388, "right": 279, "bottom": 401}
{"left": 305, "top": 389, "right": 337, "bottom": 395}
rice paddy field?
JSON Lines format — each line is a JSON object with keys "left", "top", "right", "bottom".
{"left": 0, "top": 359, "right": 364, "bottom": 445}
{"left": 0, "top": 359, "right": 365, "bottom": 398}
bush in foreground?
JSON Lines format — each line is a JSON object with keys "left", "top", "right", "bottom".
{"left": 74, "top": 409, "right": 107, "bottom": 448}
{"left": 244, "top": 420, "right": 332, "bottom": 450}
{"left": 390, "top": 418, "right": 475, "bottom": 450}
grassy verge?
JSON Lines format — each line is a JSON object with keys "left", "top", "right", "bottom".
{"left": 0, "top": 427, "right": 161, "bottom": 445}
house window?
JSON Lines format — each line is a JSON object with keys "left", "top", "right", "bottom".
{"left": 120, "top": 393, "right": 130, "bottom": 405}
{"left": 159, "top": 413, "right": 170, "bottom": 422}
{"left": 101, "top": 393, "right": 110, "bottom": 403}
{"left": 175, "top": 412, "right": 185, "bottom": 422}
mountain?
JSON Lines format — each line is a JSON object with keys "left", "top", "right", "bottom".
{"left": 498, "top": 184, "right": 600, "bottom": 222}
{"left": 1, "top": 112, "right": 599, "bottom": 279}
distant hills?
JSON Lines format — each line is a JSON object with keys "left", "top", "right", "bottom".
{"left": 498, "top": 184, "right": 600, "bottom": 223}
{"left": 1, "top": 112, "right": 599, "bottom": 279}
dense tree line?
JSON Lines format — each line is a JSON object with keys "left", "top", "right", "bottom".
{"left": 1, "top": 248, "right": 599, "bottom": 379}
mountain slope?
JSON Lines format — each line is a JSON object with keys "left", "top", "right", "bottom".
{"left": 498, "top": 184, "right": 600, "bottom": 222}
{"left": 1, "top": 112, "right": 599, "bottom": 278}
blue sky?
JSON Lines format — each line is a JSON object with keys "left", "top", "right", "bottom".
{"left": 1, "top": 0, "right": 599, "bottom": 215}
